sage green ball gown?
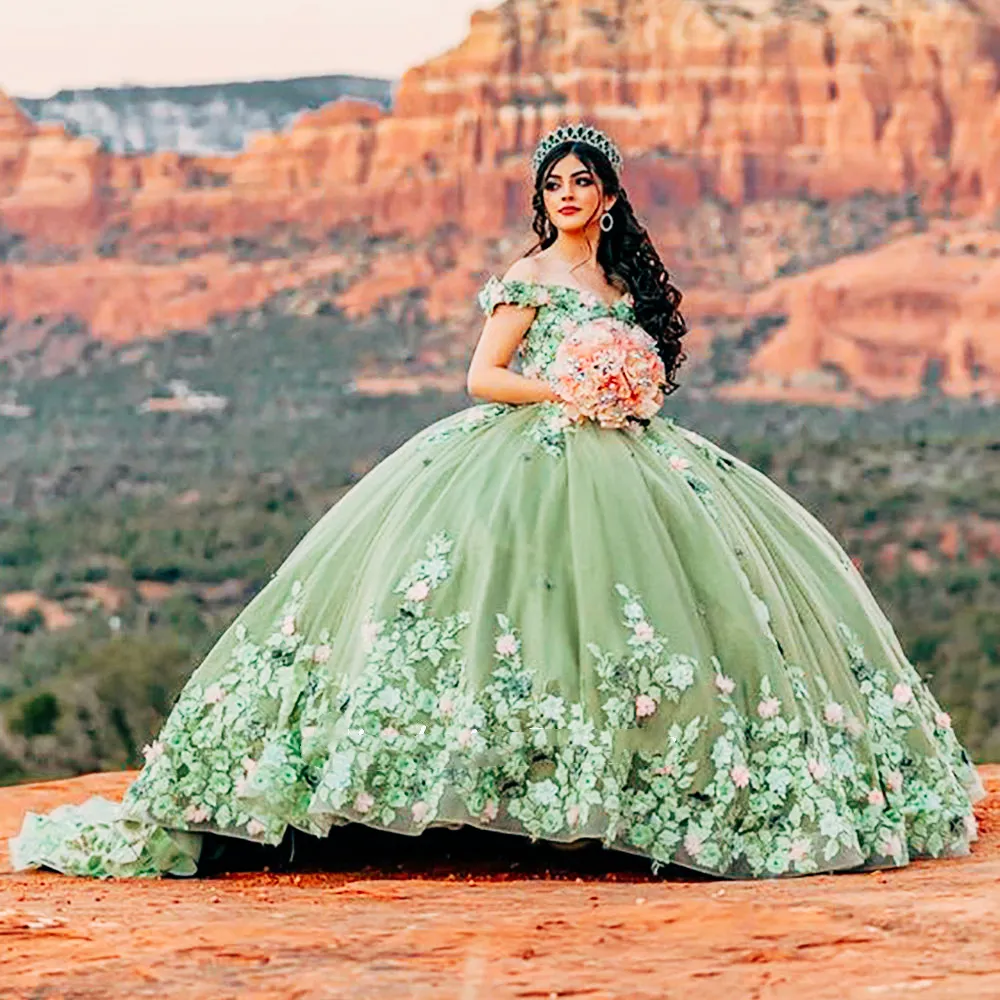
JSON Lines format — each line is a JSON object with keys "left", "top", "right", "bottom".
{"left": 9, "top": 277, "right": 984, "bottom": 880}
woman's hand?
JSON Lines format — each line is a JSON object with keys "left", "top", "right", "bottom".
{"left": 535, "top": 378, "right": 562, "bottom": 404}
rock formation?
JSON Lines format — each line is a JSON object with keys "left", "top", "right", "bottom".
{"left": 9, "top": 0, "right": 1000, "bottom": 237}
{"left": 732, "top": 222, "right": 1000, "bottom": 401}
{"left": 4, "top": 0, "right": 1000, "bottom": 399}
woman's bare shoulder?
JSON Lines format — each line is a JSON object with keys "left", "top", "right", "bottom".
{"left": 501, "top": 256, "right": 545, "bottom": 284}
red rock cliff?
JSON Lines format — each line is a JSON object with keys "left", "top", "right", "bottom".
{"left": 4, "top": 0, "right": 1000, "bottom": 400}
{"left": 6, "top": 0, "right": 1000, "bottom": 242}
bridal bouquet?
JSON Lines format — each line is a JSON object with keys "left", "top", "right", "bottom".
{"left": 548, "top": 317, "right": 667, "bottom": 429}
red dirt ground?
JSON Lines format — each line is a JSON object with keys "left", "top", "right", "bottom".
{"left": 1, "top": 767, "right": 999, "bottom": 999}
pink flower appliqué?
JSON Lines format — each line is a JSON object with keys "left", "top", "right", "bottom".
{"left": 886, "top": 770, "right": 904, "bottom": 793}
{"left": 823, "top": 702, "right": 845, "bottom": 725}
{"left": 807, "top": 759, "right": 827, "bottom": 781}
{"left": 457, "top": 727, "right": 477, "bottom": 748}
{"left": 935, "top": 711, "right": 952, "bottom": 729}
{"left": 184, "top": 804, "right": 211, "bottom": 824}
{"left": 281, "top": 615, "right": 296, "bottom": 636}
{"left": 882, "top": 833, "right": 903, "bottom": 857}
{"left": 246, "top": 819, "right": 267, "bottom": 838}
{"left": 892, "top": 683, "right": 913, "bottom": 706}
{"left": 312, "top": 644, "right": 332, "bottom": 663}
{"left": 668, "top": 455, "right": 692, "bottom": 473}
{"left": 354, "top": 792, "right": 374, "bottom": 814}
{"left": 203, "top": 683, "right": 225, "bottom": 705}
{"left": 405, "top": 580, "right": 430, "bottom": 602}
{"left": 789, "top": 839, "right": 811, "bottom": 862}
{"left": 868, "top": 789, "right": 885, "bottom": 807}
{"left": 495, "top": 633, "right": 519, "bottom": 656}
{"left": 142, "top": 740, "right": 165, "bottom": 763}
{"left": 757, "top": 697, "right": 781, "bottom": 719}
{"left": 730, "top": 765, "right": 751, "bottom": 788}
{"left": 482, "top": 801, "right": 499, "bottom": 823}
{"left": 715, "top": 674, "right": 736, "bottom": 695}
{"left": 683, "top": 831, "right": 703, "bottom": 857}
{"left": 438, "top": 695, "right": 456, "bottom": 717}
{"left": 635, "top": 694, "right": 658, "bottom": 718}
{"left": 632, "top": 621, "right": 655, "bottom": 643}
{"left": 411, "top": 801, "right": 430, "bottom": 824}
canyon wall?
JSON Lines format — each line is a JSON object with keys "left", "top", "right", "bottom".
{"left": 4, "top": 0, "right": 1000, "bottom": 399}
{"left": 7, "top": 0, "right": 1000, "bottom": 241}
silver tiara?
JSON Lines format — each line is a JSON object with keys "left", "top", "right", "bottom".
{"left": 531, "top": 123, "right": 623, "bottom": 175}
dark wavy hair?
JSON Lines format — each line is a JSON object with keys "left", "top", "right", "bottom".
{"left": 526, "top": 140, "right": 688, "bottom": 393}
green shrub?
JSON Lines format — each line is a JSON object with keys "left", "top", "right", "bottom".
{"left": 10, "top": 691, "right": 61, "bottom": 737}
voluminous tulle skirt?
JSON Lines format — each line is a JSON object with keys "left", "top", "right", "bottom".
{"left": 9, "top": 402, "right": 984, "bottom": 879}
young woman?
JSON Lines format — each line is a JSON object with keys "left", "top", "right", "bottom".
{"left": 10, "top": 124, "right": 983, "bottom": 880}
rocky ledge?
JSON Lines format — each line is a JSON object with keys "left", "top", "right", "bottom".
{"left": 1, "top": 765, "right": 998, "bottom": 998}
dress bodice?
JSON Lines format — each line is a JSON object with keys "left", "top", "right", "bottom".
{"left": 478, "top": 276, "right": 638, "bottom": 377}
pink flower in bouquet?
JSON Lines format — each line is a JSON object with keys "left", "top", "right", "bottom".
{"left": 550, "top": 318, "right": 666, "bottom": 429}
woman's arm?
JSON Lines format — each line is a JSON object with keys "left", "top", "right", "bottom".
{"left": 466, "top": 303, "right": 561, "bottom": 404}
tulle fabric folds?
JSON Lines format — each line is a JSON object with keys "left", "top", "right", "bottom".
{"left": 9, "top": 403, "right": 983, "bottom": 879}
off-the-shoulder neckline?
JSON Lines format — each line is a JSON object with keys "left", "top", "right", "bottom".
{"left": 489, "top": 274, "right": 633, "bottom": 311}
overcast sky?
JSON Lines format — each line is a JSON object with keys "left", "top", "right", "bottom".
{"left": 3, "top": 0, "right": 486, "bottom": 96}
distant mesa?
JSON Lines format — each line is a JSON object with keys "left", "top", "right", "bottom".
{"left": 12, "top": 74, "right": 393, "bottom": 155}
{"left": 295, "top": 98, "right": 386, "bottom": 130}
